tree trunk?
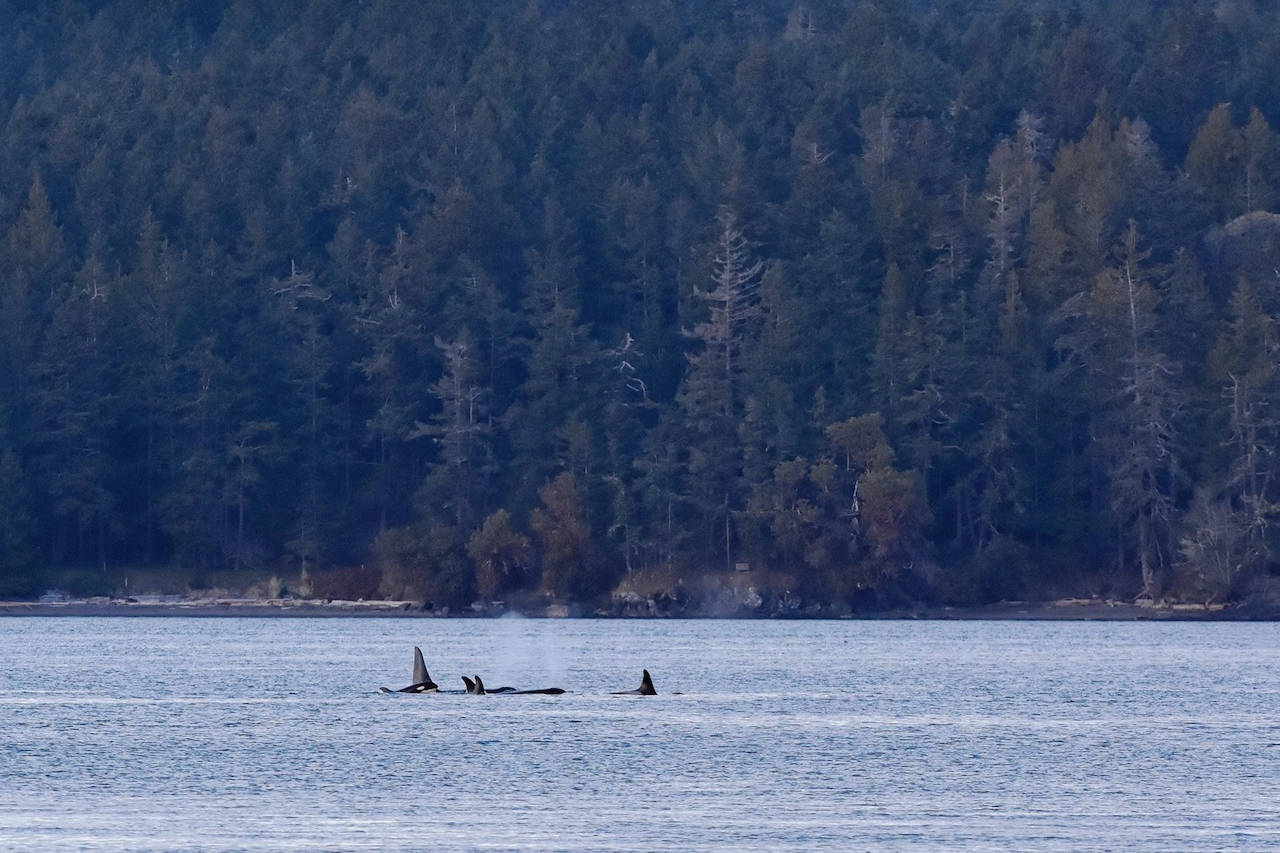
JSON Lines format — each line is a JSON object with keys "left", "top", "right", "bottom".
{"left": 724, "top": 491, "right": 732, "bottom": 574}
{"left": 1139, "top": 513, "right": 1156, "bottom": 600}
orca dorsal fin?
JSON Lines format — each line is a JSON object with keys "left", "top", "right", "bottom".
{"left": 639, "top": 669, "right": 656, "bottom": 695}
{"left": 474, "top": 675, "right": 486, "bottom": 695}
{"left": 412, "top": 646, "right": 430, "bottom": 685}
{"left": 461, "top": 675, "right": 476, "bottom": 693}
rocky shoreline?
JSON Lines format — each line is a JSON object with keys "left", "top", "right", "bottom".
{"left": 0, "top": 595, "right": 1270, "bottom": 620}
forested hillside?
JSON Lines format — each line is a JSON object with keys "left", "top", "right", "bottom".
{"left": 2, "top": 0, "right": 1280, "bottom": 610}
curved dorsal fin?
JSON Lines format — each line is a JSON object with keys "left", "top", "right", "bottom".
{"left": 412, "top": 646, "right": 429, "bottom": 685}
{"left": 639, "top": 669, "right": 656, "bottom": 695}
{"left": 474, "top": 675, "right": 486, "bottom": 695}
{"left": 461, "top": 675, "right": 476, "bottom": 693}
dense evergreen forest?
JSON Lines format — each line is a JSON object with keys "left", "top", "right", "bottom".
{"left": 2, "top": 0, "right": 1280, "bottom": 611}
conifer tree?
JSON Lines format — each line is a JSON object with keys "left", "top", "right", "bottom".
{"left": 352, "top": 228, "right": 425, "bottom": 533}
{"left": 121, "top": 211, "right": 185, "bottom": 564}
{"left": 0, "top": 449, "right": 37, "bottom": 595}
{"left": 508, "top": 197, "right": 599, "bottom": 508}
{"left": 678, "top": 208, "right": 763, "bottom": 572}
{"left": 32, "top": 245, "right": 118, "bottom": 566}
{"left": 1242, "top": 106, "right": 1280, "bottom": 214}
{"left": 1188, "top": 278, "right": 1280, "bottom": 597}
{"left": 273, "top": 262, "right": 337, "bottom": 573}
{"left": 1089, "top": 222, "right": 1182, "bottom": 597}
{"left": 1185, "top": 104, "right": 1243, "bottom": 224}
{"left": 415, "top": 332, "right": 490, "bottom": 533}
{"left": 0, "top": 176, "right": 65, "bottom": 458}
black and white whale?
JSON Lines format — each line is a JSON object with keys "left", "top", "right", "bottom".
{"left": 464, "top": 674, "right": 565, "bottom": 696}
{"left": 462, "top": 675, "right": 515, "bottom": 694}
{"left": 379, "top": 646, "right": 439, "bottom": 693}
{"left": 611, "top": 669, "right": 657, "bottom": 695}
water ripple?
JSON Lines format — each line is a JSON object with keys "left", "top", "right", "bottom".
{"left": 0, "top": 618, "right": 1277, "bottom": 850}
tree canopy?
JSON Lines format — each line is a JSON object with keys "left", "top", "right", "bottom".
{"left": 2, "top": 0, "right": 1280, "bottom": 609}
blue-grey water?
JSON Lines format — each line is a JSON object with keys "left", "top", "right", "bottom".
{"left": 1, "top": 617, "right": 1277, "bottom": 851}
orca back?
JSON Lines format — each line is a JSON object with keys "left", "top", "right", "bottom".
{"left": 380, "top": 646, "right": 437, "bottom": 693}
{"left": 610, "top": 669, "right": 658, "bottom": 695}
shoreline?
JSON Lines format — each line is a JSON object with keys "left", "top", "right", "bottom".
{"left": 0, "top": 597, "right": 1271, "bottom": 620}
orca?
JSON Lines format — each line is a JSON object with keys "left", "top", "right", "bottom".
{"left": 379, "top": 646, "right": 439, "bottom": 693}
{"left": 463, "top": 675, "right": 518, "bottom": 694}
{"left": 611, "top": 669, "right": 657, "bottom": 696}
{"left": 465, "top": 674, "right": 564, "bottom": 695}
{"left": 463, "top": 675, "right": 492, "bottom": 694}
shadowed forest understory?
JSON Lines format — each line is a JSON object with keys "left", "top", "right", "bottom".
{"left": 3, "top": 0, "right": 1280, "bottom": 612}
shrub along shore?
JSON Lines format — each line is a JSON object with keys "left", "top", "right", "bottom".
{"left": 4, "top": 570, "right": 1269, "bottom": 621}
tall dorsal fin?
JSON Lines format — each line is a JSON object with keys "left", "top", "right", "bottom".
{"left": 474, "top": 675, "right": 486, "bottom": 695}
{"left": 412, "top": 646, "right": 429, "bottom": 685}
{"left": 461, "top": 675, "right": 476, "bottom": 693}
{"left": 639, "top": 669, "right": 656, "bottom": 695}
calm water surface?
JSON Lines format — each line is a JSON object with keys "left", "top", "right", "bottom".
{"left": 0, "top": 617, "right": 1277, "bottom": 851}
